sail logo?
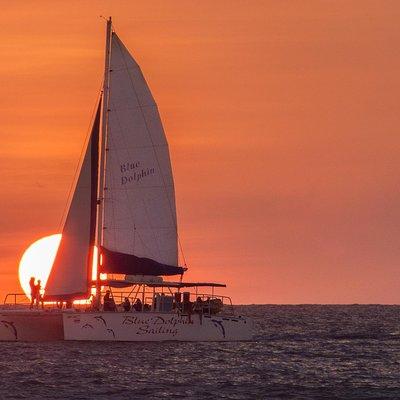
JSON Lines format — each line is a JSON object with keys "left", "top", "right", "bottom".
{"left": 120, "top": 161, "right": 155, "bottom": 185}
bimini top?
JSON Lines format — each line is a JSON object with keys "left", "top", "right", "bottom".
{"left": 103, "top": 278, "right": 226, "bottom": 289}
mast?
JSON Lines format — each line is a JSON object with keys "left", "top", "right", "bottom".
{"left": 96, "top": 16, "right": 112, "bottom": 302}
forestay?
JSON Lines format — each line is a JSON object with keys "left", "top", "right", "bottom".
{"left": 101, "top": 33, "right": 178, "bottom": 267}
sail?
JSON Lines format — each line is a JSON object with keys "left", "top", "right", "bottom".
{"left": 100, "top": 246, "right": 185, "bottom": 276}
{"left": 101, "top": 32, "right": 178, "bottom": 272}
{"left": 44, "top": 103, "right": 101, "bottom": 300}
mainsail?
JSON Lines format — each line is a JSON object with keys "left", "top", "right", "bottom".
{"left": 44, "top": 103, "right": 100, "bottom": 300}
{"left": 45, "top": 20, "right": 184, "bottom": 301}
{"left": 100, "top": 32, "right": 181, "bottom": 274}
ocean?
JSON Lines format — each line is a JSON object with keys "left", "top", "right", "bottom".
{"left": 0, "top": 305, "right": 399, "bottom": 399}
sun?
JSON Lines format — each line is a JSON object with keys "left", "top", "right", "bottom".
{"left": 19, "top": 234, "right": 62, "bottom": 299}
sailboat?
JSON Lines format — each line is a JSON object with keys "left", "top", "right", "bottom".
{"left": 0, "top": 18, "right": 252, "bottom": 342}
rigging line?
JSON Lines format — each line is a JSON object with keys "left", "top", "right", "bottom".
{"left": 114, "top": 34, "right": 188, "bottom": 268}
{"left": 57, "top": 83, "right": 103, "bottom": 232}
{"left": 103, "top": 125, "right": 118, "bottom": 250}
{"left": 97, "top": 18, "right": 113, "bottom": 256}
{"left": 178, "top": 235, "right": 188, "bottom": 267}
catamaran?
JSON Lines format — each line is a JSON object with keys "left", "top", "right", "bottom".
{"left": 0, "top": 18, "right": 252, "bottom": 342}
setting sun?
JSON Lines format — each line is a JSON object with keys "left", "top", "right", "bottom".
{"left": 18, "top": 234, "right": 61, "bottom": 298}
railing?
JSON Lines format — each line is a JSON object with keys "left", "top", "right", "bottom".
{"left": 2, "top": 288, "right": 234, "bottom": 316}
{"left": 106, "top": 287, "right": 234, "bottom": 316}
{"left": 2, "top": 293, "right": 78, "bottom": 310}
{"left": 3, "top": 293, "right": 29, "bottom": 306}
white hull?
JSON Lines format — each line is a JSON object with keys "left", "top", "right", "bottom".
{"left": 0, "top": 310, "right": 64, "bottom": 341}
{"left": 63, "top": 312, "right": 252, "bottom": 342}
{"left": 0, "top": 309, "right": 252, "bottom": 342}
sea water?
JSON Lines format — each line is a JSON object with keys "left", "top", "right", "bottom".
{"left": 0, "top": 305, "right": 399, "bottom": 399}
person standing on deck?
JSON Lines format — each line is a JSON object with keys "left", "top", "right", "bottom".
{"left": 29, "top": 277, "right": 37, "bottom": 309}
{"left": 35, "top": 280, "right": 44, "bottom": 309}
{"left": 133, "top": 298, "right": 143, "bottom": 312}
{"left": 193, "top": 297, "right": 204, "bottom": 324}
{"left": 103, "top": 290, "right": 116, "bottom": 311}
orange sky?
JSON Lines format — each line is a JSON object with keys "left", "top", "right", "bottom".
{"left": 1, "top": 1, "right": 400, "bottom": 304}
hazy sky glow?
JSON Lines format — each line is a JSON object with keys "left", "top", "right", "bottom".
{"left": 1, "top": 1, "right": 400, "bottom": 304}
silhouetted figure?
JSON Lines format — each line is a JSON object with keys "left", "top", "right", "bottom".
{"left": 207, "top": 297, "right": 214, "bottom": 315}
{"left": 133, "top": 298, "right": 143, "bottom": 312}
{"left": 143, "top": 303, "right": 150, "bottom": 312}
{"left": 122, "top": 297, "right": 131, "bottom": 312}
{"left": 193, "top": 297, "right": 204, "bottom": 323}
{"left": 35, "top": 280, "right": 44, "bottom": 309}
{"left": 153, "top": 293, "right": 160, "bottom": 311}
{"left": 174, "top": 292, "right": 182, "bottom": 312}
{"left": 29, "top": 277, "right": 37, "bottom": 309}
{"left": 103, "top": 290, "right": 116, "bottom": 311}
{"left": 89, "top": 294, "right": 99, "bottom": 311}
{"left": 182, "top": 292, "right": 192, "bottom": 322}
{"left": 103, "top": 291, "right": 111, "bottom": 303}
